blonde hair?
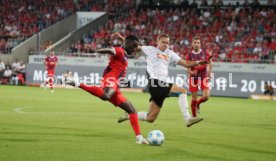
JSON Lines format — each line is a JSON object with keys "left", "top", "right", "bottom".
{"left": 157, "top": 34, "right": 170, "bottom": 41}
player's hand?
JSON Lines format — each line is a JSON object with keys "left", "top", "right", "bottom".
{"left": 112, "top": 32, "right": 122, "bottom": 38}
{"left": 197, "top": 60, "right": 209, "bottom": 65}
{"left": 190, "top": 70, "right": 198, "bottom": 76}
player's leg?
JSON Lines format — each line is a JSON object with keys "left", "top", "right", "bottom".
{"left": 197, "top": 77, "right": 210, "bottom": 111}
{"left": 191, "top": 92, "right": 198, "bottom": 116}
{"left": 109, "top": 91, "right": 148, "bottom": 144}
{"left": 197, "top": 89, "right": 210, "bottom": 110}
{"left": 47, "top": 70, "right": 54, "bottom": 92}
{"left": 118, "top": 79, "right": 165, "bottom": 123}
{"left": 170, "top": 84, "right": 203, "bottom": 127}
{"left": 170, "top": 84, "right": 191, "bottom": 121}
{"left": 144, "top": 100, "right": 161, "bottom": 123}
{"left": 189, "top": 77, "right": 199, "bottom": 117}
{"left": 79, "top": 84, "right": 116, "bottom": 101}
{"left": 136, "top": 79, "right": 169, "bottom": 123}
{"left": 67, "top": 76, "right": 116, "bottom": 100}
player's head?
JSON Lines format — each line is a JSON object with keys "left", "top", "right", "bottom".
{"left": 50, "top": 51, "right": 55, "bottom": 56}
{"left": 192, "top": 36, "right": 201, "bottom": 51}
{"left": 157, "top": 34, "right": 170, "bottom": 51}
{"left": 124, "top": 35, "right": 139, "bottom": 55}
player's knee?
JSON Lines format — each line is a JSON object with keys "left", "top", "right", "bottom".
{"left": 147, "top": 119, "right": 155, "bottom": 123}
{"left": 101, "top": 93, "right": 112, "bottom": 101}
{"left": 146, "top": 116, "right": 156, "bottom": 123}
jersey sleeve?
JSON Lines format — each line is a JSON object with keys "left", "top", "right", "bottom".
{"left": 170, "top": 51, "right": 181, "bottom": 64}
{"left": 113, "top": 47, "right": 124, "bottom": 59}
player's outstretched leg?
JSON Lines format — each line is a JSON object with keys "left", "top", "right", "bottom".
{"left": 66, "top": 79, "right": 107, "bottom": 99}
{"left": 170, "top": 85, "right": 203, "bottom": 127}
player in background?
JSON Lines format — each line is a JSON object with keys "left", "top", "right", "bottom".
{"left": 66, "top": 35, "right": 148, "bottom": 144}
{"left": 44, "top": 51, "right": 58, "bottom": 93}
{"left": 186, "top": 36, "right": 212, "bottom": 117}
{"left": 115, "top": 33, "right": 210, "bottom": 127}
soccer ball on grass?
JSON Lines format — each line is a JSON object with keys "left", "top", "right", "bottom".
{"left": 147, "top": 130, "right": 165, "bottom": 146}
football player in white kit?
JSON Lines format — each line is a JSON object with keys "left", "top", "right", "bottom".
{"left": 114, "top": 33, "right": 210, "bottom": 127}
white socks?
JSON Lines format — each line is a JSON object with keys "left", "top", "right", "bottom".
{"left": 178, "top": 94, "right": 191, "bottom": 122}
{"left": 137, "top": 111, "right": 148, "bottom": 121}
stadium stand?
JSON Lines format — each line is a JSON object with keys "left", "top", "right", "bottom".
{"left": 67, "top": 0, "right": 276, "bottom": 63}
{"left": 0, "top": 0, "right": 77, "bottom": 53}
{"left": 0, "top": 0, "right": 275, "bottom": 63}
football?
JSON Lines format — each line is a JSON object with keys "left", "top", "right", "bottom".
{"left": 147, "top": 130, "right": 165, "bottom": 146}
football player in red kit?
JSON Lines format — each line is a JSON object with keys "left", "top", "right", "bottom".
{"left": 186, "top": 36, "right": 212, "bottom": 117}
{"left": 44, "top": 51, "right": 58, "bottom": 93}
{"left": 66, "top": 35, "right": 148, "bottom": 144}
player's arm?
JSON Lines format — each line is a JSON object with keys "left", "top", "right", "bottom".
{"left": 113, "top": 32, "right": 125, "bottom": 43}
{"left": 94, "top": 48, "right": 116, "bottom": 55}
{"left": 177, "top": 59, "right": 208, "bottom": 68}
{"left": 187, "top": 68, "right": 197, "bottom": 76}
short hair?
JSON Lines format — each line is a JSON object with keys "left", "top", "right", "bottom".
{"left": 125, "top": 35, "right": 139, "bottom": 42}
{"left": 157, "top": 34, "right": 170, "bottom": 41}
{"left": 192, "top": 36, "right": 200, "bottom": 42}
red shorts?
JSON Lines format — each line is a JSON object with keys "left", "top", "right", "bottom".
{"left": 47, "top": 70, "right": 55, "bottom": 76}
{"left": 100, "top": 74, "right": 127, "bottom": 106}
{"left": 189, "top": 77, "right": 210, "bottom": 93}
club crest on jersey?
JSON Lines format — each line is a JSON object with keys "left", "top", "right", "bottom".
{"left": 157, "top": 53, "right": 169, "bottom": 61}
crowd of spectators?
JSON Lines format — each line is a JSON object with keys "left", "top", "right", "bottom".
{"left": 0, "top": 0, "right": 78, "bottom": 53}
{"left": 68, "top": 0, "right": 276, "bottom": 63}
{"left": 0, "top": 58, "right": 26, "bottom": 85}
{"left": 1, "top": 0, "right": 276, "bottom": 63}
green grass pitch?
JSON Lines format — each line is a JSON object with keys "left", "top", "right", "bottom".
{"left": 0, "top": 86, "right": 276, "bottom": 161}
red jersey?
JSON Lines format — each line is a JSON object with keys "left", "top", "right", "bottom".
{"left": 103, "top": 47, "right": 128, "bottom": 78}
{"left": 45, "top": 55, "right": 58, "bottom": 70}
{"left": 186, "top": 49, "right": 210, "bottom": 79}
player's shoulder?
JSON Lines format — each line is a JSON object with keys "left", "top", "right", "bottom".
{"left": 167, "top": 49, "right": 178, "bottom": 55}
{"left": 141, "top": 45, "right": 156, "bottom": 50}
{"left": 112, "top": 46, "right": 126, "bottom": 57}
{"left": 113, "top": 46, "right": 125, "bottom": 53}
{"left": 113, "top": 46, "right": 124, "bottom": 51}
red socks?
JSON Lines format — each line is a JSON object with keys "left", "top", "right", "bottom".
{"left": 79, "top": 83, "right": 104, "bottom": 98}
{"left": 49, "top": 77, "right": 53, "bottom": 90}
{"left": 191, "top": 100, "right": 197, "bottom": 117}
{"left": 129, "top": 113, "right": 141, "bottom": 136}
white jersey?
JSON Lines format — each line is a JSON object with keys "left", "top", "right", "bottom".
{"left": 141, "top": 46, "right": 181, "bottom": 83}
